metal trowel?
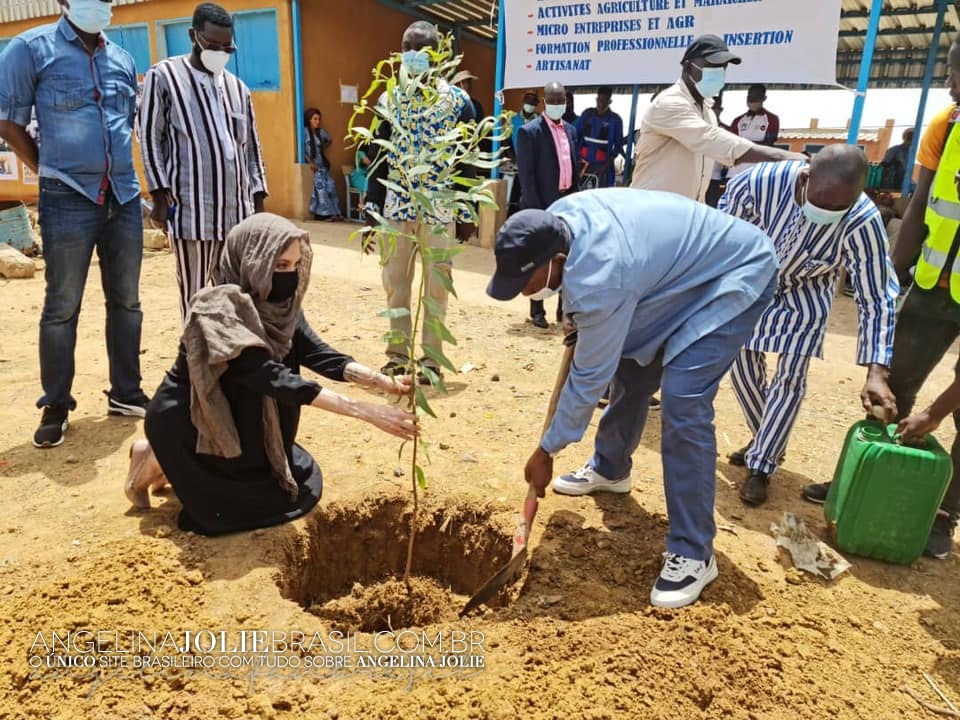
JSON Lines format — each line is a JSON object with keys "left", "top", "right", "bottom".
{"left": 460, "top": 336, "right": 576, "bottom": 616}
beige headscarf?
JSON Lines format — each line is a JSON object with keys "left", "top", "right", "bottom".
{"left": 183, "top": 213, "right": 314, "bottom": 499}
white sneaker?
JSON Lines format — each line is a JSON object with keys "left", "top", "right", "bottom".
{"left": 551, "top": 463, "right": 632, "bottom": 496}
{"left": 650, "top": 553, "right": 718, "bottom": 609}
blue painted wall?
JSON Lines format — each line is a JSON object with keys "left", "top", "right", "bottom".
{"left": 159, "top": 9, "right": 280, "bottom": 91}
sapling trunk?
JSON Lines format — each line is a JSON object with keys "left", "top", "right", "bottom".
{"left": 347, "top": 32, "right": 508, "bottom": 596}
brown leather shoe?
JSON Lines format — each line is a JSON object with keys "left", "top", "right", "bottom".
{"left": 740, "top": 470, "right": 769, "bottom": 506}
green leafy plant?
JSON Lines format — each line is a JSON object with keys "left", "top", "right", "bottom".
{"left": 347, "top": 33, "right": 508, "bottom": 588}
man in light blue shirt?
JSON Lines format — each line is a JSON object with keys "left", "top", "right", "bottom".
{"left": 0, "top": 2, "right": 148, "bottom": 449}
{"left": 486, "top": 189, "right": 777, "bottom": 608}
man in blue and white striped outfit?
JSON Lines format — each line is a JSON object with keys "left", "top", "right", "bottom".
{"left": 719, "top": 145, "right": 900, "bottom": 506}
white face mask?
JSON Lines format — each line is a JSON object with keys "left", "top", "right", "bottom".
{"left": 200, "top": 49, "right": 230, "bottom": 75}
{"left": 528, "top": 261, "right": 559, "bottom": 302}
{"left": 66, "top": 0, "right": 113, "bottom": 35}
{"left": 801, "top": 182, "right": 849, "bottom": 226}
{"left": 523, "top": 103, "right": 537, "bottom": 115}
{"left": 544, "top": 103, "right": 565, "bottom": 121}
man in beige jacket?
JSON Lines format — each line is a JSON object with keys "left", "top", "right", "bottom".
{"left": 632, "top": 35, "right": 805, "bottom": 200}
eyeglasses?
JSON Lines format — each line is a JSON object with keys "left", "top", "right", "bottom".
{"left": 195, "top": 30, "right": 237, "bottom": 54}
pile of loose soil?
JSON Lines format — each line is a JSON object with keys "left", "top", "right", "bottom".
{"left": 309, "top": 576, "right": 463, "bottom": 632}
{"left": 1, "top": 223, "right": 958, "bottom": 719}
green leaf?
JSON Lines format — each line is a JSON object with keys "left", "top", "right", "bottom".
{"left": 408, "top": 165, "right": 435, "bottom": 177}
{"left": 378, "top": 178, "right": 406, "bottom": 195}
{"left": 422, "top": 296, "right": 445, "bottom": 318}
{"left": 415, "top": 464, "right": 427, "bottom": 489}
{"left": 469, "top": 159, "right": 505, "bottom": 170}
{"left": 381, "top": 330, "right": 409, "bottom": 347}
{"left": 411, "top": 190, "right": 434, "bottom": 213}
{"left": 452, "top": 176, "right": 481, "bottom": 188}
{"left": 418, "top": 363, "right": 448, "bottom": 393}
{"left": 425, "top": 317, "right": 457, "bottom": 346}
{"left": 421, "top": 345, "right": 457, "bottom": 374}
{"left": 418, "top": 437, "right": 432, "bottom": 465}
{"left": 422, "top": 246, "right": 461, "bottom": 264}
{"left": 414, "top": 387, "right": 437, "bottom": 418}
{"left": 378, "top": 308, "right": 411, "bottom": 319}
{"left": 430, "top": 265, "right": 457, "bottom": 299}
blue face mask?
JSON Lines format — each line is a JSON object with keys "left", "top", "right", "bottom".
{"left": 401, "top": 49, "right": 430, "bottom": 76}
{"left": 544, "top": 104, "right": 566, "bottom": 121}
{"left": 694, "top": 67, "right": 726, "bottom": 98}
{"left": 802, "top": 183, "right": 849, "bottom": 225}
{"left": 66, "top": 0, "right": 113, "bottom": 34}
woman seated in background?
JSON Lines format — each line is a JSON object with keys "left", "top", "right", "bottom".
{"left": 125, "top": 214, "right": 417, "bottom": 536}
{"left": 304, "top": 108, "right": 343, "bottom": 221}
{"left": 349, "top": 142, "right": 372, "bottom": 212}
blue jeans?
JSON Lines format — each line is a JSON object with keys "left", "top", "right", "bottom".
{"left": 590, "top": 277, "right": 776, "bottom": 561}
{"left": 37, "top": 177, "right": 144, "bottom": 410}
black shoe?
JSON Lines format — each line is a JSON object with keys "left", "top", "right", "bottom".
{"left": 33, "top": 407, "right": 69, "bottom": 448}
{"left": 530, "top": 312, "right": 548, "bottom": 329}
{"left": 924, "top": 511, "right": 957, "bottom": 560}
{"left": 729, "top": 444, "right": 785, "bottom": 467}
{"left": 649, "top": 395, "right": 661, "bottom": 410}
{"left": 417, "top": 361, "right": 442, "bottom": 387}
{"left": 105, "top": 390, "right": 150, "bottom": 418}
{"left": 801, "top": 482, "right": 830, "bottom": 504}
{"left": 740, "top": 470, "right": 769, "bottom": 506}
{"left": 728, "top": 445, "right": 749, "bottom": 466}
{"left": 380, "top": 359, "right": 409, "bottom": 377}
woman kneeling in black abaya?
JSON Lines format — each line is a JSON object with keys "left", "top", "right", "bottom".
{"left": 125, "top": 213, "right": 418, "bottom": 536}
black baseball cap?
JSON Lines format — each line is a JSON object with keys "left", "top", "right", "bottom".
{"left": 681, "top": 34, "right": 741, "bottom": 66}
{"left": 486, "top": 209, "right": 566, "bottom": 301}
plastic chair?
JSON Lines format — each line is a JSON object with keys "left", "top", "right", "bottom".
{"left": 342, "top": 166, "right": 363, "bottom": 222}
{"left": 579, "top": 172, "right": 600, "bottom": 191}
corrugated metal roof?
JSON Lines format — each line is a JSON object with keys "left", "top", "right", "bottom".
{"left": 838, "top": 0, "right": 959, "bottom": 88}
{"left": 409, "top": 0, "right": 497, "bottom": 42}
{"left": 0, "top": 0, "right": 147, "bottom": 24}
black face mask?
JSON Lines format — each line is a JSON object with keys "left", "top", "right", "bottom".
{"left": 267, "top": 270, "right": 298, "bottom": 303}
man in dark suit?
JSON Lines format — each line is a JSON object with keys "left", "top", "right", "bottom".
{"left": 516, "top": 81, "right": 578, "bottom": 328}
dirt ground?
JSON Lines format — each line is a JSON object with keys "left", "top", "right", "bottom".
{"left": 0, "top": 221, "right": 958, "bottom": 719}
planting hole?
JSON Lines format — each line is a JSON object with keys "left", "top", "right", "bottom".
{"left": 279, "top": 497, "right": 512, "bottom": 632}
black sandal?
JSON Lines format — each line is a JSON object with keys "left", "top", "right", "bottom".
{"left": 380, "top": 359, "right": 409, "bottom": 376}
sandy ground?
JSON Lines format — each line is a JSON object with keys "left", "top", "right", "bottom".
{"left": 0, "top": 221, "right": 958, "bottom": 719}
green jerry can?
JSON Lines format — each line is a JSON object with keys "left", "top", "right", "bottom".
{"left": 824, "top": 420, "right": 953, "bottom": 564}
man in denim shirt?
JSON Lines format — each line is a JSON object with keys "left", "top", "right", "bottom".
{"left": 487, "top": 190, "right": 777, "bottom": 608}
{"left": 0, "top": 0, "right": 149, "bottom": 449}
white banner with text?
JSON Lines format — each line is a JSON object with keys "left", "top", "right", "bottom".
{"left": 503, "top": 0, "right": 843, "bottom": 90}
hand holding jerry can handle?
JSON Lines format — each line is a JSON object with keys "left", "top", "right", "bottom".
{"left": 870, "top": 405, "right": 929, "bottom": 448}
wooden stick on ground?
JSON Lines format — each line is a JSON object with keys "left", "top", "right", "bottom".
{"left": 901, "top": 686, "right": 960, "bottom": 718}
{"left": 924, "top": 673, "right": 960, "bottom": 714}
